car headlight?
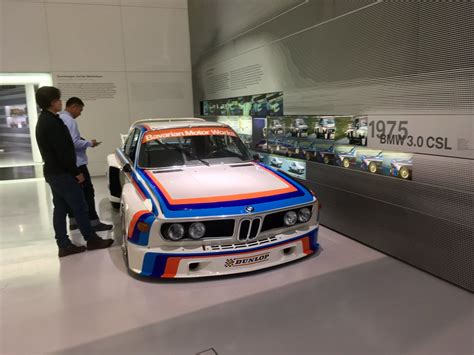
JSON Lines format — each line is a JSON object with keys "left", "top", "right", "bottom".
{"left": 298, "top": 208, "right": 311, "bottom": 223}
{"left": 283, "top": 211, "right": 298, "bottom": 226}
{"left": 167, "top": 223, "right": 185, "bottom": 241}
{"left": 188, "top": 222, "right": 206, "bottom": 239}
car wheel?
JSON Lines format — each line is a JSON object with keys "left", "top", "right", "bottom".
{"left": 399, "top": 167, "right": 410, "bottom": 179}
{"left": 343, "top": 158, "right": 350, "bottom": 168}
{"left": 368, "top": 162, "right": 378, "bottom": 173}
{"left": 323, "top": 155, "right": 330, "bottom": 164}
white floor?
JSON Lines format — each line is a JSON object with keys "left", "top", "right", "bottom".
{"left": 0, "top": 177, "right": 472, "bottom": 355}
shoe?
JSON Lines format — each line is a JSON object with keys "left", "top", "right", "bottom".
{"left": 70, "top": 224, "right": 78, "bottom": 231}
{"left": 58, "top": 244, "right": 86, "bottom": 257}
{"left": 93, "top": 222, "right": 113, "bottom": 232}
{"left": 87, "top": 236, "right": 114, "bottom": 250}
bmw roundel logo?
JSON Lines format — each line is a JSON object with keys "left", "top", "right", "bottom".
{"left": 245, "top": 206, "right": 255, "bottom": 213}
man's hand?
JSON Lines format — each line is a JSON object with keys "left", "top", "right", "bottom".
{"left": 75, "top": 173, "right": 85, "bottom": 184}
{"left": 91, "top": 139, "right": 102, "bottom": 147}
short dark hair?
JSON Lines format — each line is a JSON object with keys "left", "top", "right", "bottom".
{"left": 35, "top": 86, "right": 61, "bottom": 110}
{"left": 66, "top": 97, "right": 85, "bottom": 107}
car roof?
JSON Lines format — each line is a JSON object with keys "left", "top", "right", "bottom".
{"left": 131, "top": 118, "right": 228, "bottom": 131}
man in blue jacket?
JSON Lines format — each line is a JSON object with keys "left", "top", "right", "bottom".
{"left": 35, "top": 87, "right": 113, "bottom": 257}
{"left": 60, "top": 97, "right": 112, "bottom": 232}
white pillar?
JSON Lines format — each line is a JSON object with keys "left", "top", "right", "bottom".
{"left": 25, "top": 84, "right": 42, "bottom": 164}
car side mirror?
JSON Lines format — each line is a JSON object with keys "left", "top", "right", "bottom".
{"left": 122, "top": 163, "right": 132, "bottom": 173}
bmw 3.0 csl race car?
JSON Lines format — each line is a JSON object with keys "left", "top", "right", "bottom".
{"left": 107, "top": 118, "right": 320, "bottom": 278}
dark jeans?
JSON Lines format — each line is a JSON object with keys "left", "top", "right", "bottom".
{"left": 67, "top": 165, "right": 100, "bottom": 224}
{"left": 45, "top": 173, "right": 96, "bottom": 248}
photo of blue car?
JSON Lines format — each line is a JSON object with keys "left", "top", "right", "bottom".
{"left": 318, "top": 145, "right": 336, "bottom": 164}
{"left": 336, "top": 147, "right": 357, "bottom": 168}
{"left": 390, "top": 159, "right": 413, "bottom": 180}
{"left": 360, "top": 151, "right": 384, "bottom": 174}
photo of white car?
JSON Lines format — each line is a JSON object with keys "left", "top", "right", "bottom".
{"left": 288, "top": 161, "right": 305, "bottom": 175}
{"left": 290, "top": 118, "right": 309, "bottom": 137}
{"left": 345, "top": 116, "right": 368, "bottom": 145}
{"left": 270, "top": 157, "right": 283, "bottom": 168}
{"left": 107, "top": 118, "right": 320, "bottom": 278}
{"left": 314, "top": 117, "right": 335, "bottom": 139}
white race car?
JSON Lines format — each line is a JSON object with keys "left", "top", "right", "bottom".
{"left": 107, "top": 118, "right": 320, "bottom": 278}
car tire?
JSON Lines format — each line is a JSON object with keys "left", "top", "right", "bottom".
{"left": 368, "top": 162, "right": 378, "bottom": 173}
{"left": 399, "top": 167, "right": 410, "bottom": 179}
{"left": 343, "top": 158, "right": 350, "bottom": 168}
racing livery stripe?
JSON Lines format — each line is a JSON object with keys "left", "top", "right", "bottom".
{"left": 135, "top": 166, "right": 313, "bottom": 218}
{"left": 143, "top": 169, "right": 297, "bottom": 205}
{"left": 302, "top": 237, "right": 313, "bottom": 255}
{"left": 128, "top": 210, "right": 155, "bottom": 246}
{"left": 128, "top": 210, "right": 148, "bottom": 239}
{"left": 130, "top": 172, "right": 159, "bottom": 215}
{"left": 141, "top": 229, "right": 319, "bottom": 277}
{"left": 131, "top": 179, "right": 146, "bottom": 200}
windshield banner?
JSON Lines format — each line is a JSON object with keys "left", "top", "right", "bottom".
{"left": 143, "top": 127, "right": 237, "bottom": 142}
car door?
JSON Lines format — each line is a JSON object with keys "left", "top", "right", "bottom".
{"left": 120, "top": 127, "right": 141, "bottom": 188}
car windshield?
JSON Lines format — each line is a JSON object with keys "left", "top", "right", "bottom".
{"left": 321, "top": 119, "right": 334, "bottom": 125}
{"left": 138, "top": 127, "right": 252, "bottom": 169}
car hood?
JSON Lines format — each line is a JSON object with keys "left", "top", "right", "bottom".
{"left": 136, "top": 163, "right": 314, "bottom": 218}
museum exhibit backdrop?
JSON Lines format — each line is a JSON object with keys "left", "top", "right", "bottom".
{"left": 190, "top": 0, "right": 474, "bottom": 291}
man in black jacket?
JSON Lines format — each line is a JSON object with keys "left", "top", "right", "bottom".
{"left": 35, "top": 86, "right": 113, "bottom": 257}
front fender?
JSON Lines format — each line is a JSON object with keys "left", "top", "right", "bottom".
{"left": 122, "top": 183, "right": 155, "bottom": 246}
{"left": 107, "top": 153, "right": 121, "bottom": 170}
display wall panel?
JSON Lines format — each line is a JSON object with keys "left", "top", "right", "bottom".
{"left": 0, "top": 0, "right": 3, "bottom": 72}
{"left": 126, "top": 71, "right": 193, "bottom": 121}
{"left": 120, "top": 0, "right": 187, "bottom": 8}
{"left": 46, "top": 3, "right": 125, "bottom": 72}
{"left": 189, "top": 0, "right": 474, "bottom": 290}
{"left": 121, "top": 6, "right": 190, "bottom": 72}
{"left": 188, "top": 0, "right": 303, "bottom": 65}
{"left": 45, "top": 0, "right": 120, "bottom": 5}
{"left": 306, "top": 170, "right": 473, "bottom": 291}
{"left": 1, "top": 1, "right": 51, "bottom": 72}
{"left": 53, "top": 71, "right": 130, "bottom": 176}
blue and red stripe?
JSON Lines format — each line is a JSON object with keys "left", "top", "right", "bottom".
{"left": 128, "top": 210, "right": 155, "bottom": 246}
{"left": 134, "top": 165, "right": 314, "bottom": 218}
{"left": 141, "top": 228, "right": 319, "bottom": 277}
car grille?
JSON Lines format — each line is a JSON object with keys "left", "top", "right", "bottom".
{"left": 238, "top": 218, "right": 262, "bottom": 241}
{"left": 209, "top": 236, "right": 278, "bottom": 251}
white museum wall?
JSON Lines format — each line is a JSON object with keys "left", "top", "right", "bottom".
{"left": 0, "top": 0, "right": 192, "bottom": 175}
